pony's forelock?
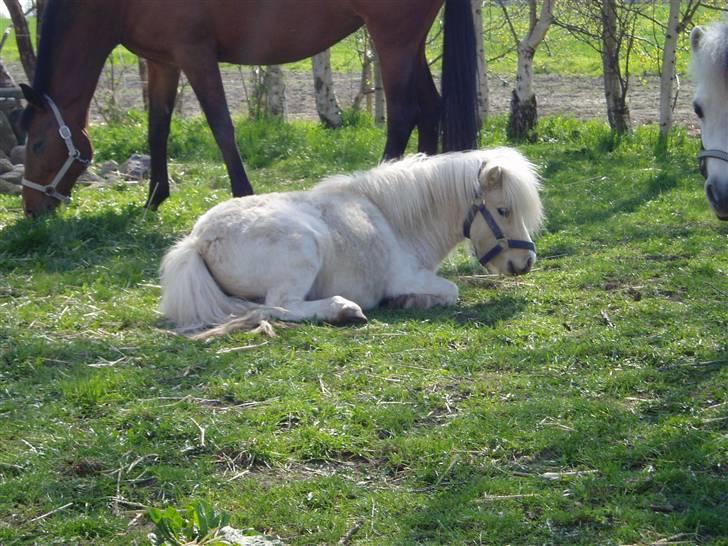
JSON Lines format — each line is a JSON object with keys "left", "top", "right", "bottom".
{"left": 691, "top": 22, "right": 728, "bottom": 86}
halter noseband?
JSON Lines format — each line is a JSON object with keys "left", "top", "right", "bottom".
{"left": 21, "top": 94, "right": 90, "bottom": 204}
{"left": 462, "top": 199, "right": 536, "bottom": 266}
{"left": 698, "top": 145, "right": 728, "bottom": 179}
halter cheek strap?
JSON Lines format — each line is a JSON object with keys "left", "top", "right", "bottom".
{"left": 21, "top": 94, "right": 90, "bottom": 204}
{"left": 698, "top": 146, "right": 728, "bottom": 179}
{"left": 463, "top": 201, "right": 536, "bottom": 266}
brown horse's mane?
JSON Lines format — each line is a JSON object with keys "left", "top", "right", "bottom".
{"left": 33, "top": 0, "right": 71, "bottom": 93}
{"left": 20, "top": 0, "right": 70, "bottom": 129}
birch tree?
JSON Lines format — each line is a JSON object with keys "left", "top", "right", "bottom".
{"left": 3, "top": 0, "right": 35, "bottom": 80}
{"left": 472, "top": 0, "right": 488, "bottom": 126}
{"left": 312, "top": 49, "right": 343, "bottom": 128}
{"left": 555, "top": 0, "right": 648, "bottom": 135}
{"left": 373, "top": 49, "right": 385, "bottom": 126}
{"left": 500, "top": 0, "right": 555, "bottom": 140}
{"left": 658, "top": 0, "right": 701, "bottom": 142}
{"left": 263, "top": 65, "right": 287, "bottom": 121}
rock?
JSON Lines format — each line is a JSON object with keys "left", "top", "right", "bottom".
{"left": 121, "top": 153, "right": 151, "bottom": 180}
{"left": 0, "top": 165, "right": 23, "bottom": 185}
{"left": 0, "top": 178, "right": 21, "bottom": 195}
{"left": 0, "top": 158, "right": 14, "bottom": 174}
{"left": 95, "top": 159, "right": 119, "bottom": 177}
{"left": 217, "top": 527, "right": 285, "bottom": 546}
{"left": 77, "top": 171, "right": 104, "bottom": 186}
{"left": 9, "top": 144, "right": 25, "bottom": 165}
{"left": 0, "top": 111, "right": 18, "bottom": 155}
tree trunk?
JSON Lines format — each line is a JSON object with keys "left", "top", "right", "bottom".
{"left": 4, "top": 0, "right": 36, "bottom": 81}
{"left": 311, "top": 49, "right": 343, "bottom": 128}
{"left": 601, "top": 0, "right": 631, "bottom": 134}
{"left": 507, "top": 0, "right": 554, "bottom": 141}
{"left": 263, "top": 64, "right": 287, "bottom": 121}
{"left": 138, "top": 57, "right": 149, "bottom": 112}
{"left": 373, "top": 48, "right": 385, "bottom": 126}
{"left": 658, "top": 0, "right": 681, "bottom": 141}
{"left": 471, "top": 0, "right": 488, "bottom": 126}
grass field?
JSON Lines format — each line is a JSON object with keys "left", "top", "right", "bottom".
{"left": 0, "top": 114, "right": 726, "bottom": 544}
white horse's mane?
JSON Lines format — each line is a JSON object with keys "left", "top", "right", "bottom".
{"left": 691, "top": 21, "right": 728, "bottom": 86}
{"left": 314, "top": 147, "right": 544, "bottom": 236}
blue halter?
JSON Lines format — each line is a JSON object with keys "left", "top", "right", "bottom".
{"left": 462, "top": 201, "right": 536, "bottom": 266}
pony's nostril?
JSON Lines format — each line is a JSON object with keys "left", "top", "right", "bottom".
{"left": 706, "top": 182, "right": 718, "bottom": 205}
{"left": 524, "top": 256, "right": 533, "bottom": 273}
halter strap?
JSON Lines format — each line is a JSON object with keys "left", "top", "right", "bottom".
{"left": 463, "top": 201, "right": 536, "bottom": 266}
{"left": 21, "top": 94, "right": 90, "bottom": 204}
{"left": 698, "top": 148, "right": 728, "bottom": 164}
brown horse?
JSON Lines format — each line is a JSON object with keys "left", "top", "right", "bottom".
{"left": 20, "top": 0, "right": 477, "bottom": 218}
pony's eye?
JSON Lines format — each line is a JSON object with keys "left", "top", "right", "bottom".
{"left": 693, "top": 102, "right": 704, "bottom": 119}
{"left": 497, "top": 207, "right": 509, "bottom": 218}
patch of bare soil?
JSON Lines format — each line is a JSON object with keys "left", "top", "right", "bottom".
{"left": 5, "top": 61, "right": 700, "bottom": 133}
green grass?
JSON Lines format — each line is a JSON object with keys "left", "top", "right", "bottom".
{"left": 0, "top": 115, "right": 726, "bottom": 544}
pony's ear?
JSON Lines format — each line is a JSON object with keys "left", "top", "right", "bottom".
{"left": 20, "top": 84, "right": 45, "bottom": 109}
{"left": 691, "top": 26, "right": 704, "bottom": 52}
{"left": 479, "top": 163, "right": 503, "bottom": 191}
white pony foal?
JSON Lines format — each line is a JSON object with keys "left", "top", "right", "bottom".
{"left": 160, "top": 148, "right": 543, "bottom": 337}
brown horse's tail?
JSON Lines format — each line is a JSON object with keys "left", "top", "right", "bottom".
{"left": 441, "top": 0, "right": 479, "bottom": 152}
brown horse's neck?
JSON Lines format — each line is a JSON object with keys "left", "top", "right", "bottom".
{"left": 34, "top": 0, "right": 121, "bottom": 127}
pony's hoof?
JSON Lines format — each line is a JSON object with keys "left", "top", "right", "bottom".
{"left": 332, "top": 307, "right": 368, "bottom": 326}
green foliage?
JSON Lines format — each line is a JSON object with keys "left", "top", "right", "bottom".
{"left": 148, "top": 500, "right": 230, "bottom": 546}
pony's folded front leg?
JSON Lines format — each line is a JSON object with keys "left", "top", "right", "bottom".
{"left": 385, "top": 272, "right": 459, "bottom": 310}
{"left": 269, "top": 296, "right": 368, "bottom": 325}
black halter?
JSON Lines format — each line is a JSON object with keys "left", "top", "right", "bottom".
{"left": 462, "top": 201, "right": 536, "bottom": 266}
{"left": 698, "top": 144, "right": 728, "bottom": 179}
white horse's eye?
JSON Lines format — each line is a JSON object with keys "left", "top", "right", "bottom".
{"left": 497, "top": 207, "right": 510, "bottom": 218}
{"left": 693, "top": 102, "right": 704, "bottom": 119}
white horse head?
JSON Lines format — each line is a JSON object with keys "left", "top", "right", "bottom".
{"left": 464, "top": 150, "right": 543, "bottom": 275}
{"left": 690, "top": 23, "right": 728, "bottom": 220}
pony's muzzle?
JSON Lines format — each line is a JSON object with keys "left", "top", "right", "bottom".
{"left": 507, "top": 253, "right": 535, "bottom": 276}
{"left": 705, "top": 178, "right": 728, "bottom": 220}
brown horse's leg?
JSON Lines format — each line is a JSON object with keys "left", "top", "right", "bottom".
{"left": 371, "top": 44, "right": 418, "bottom": 160}
{"left": 146, "top": 61, "right": 180, "bottom": 210}
{"left": 179, "top": 54, "right": 253, "bottom": 198}
{"left": 415, "top": 48, "right": 441, "bottom": 155}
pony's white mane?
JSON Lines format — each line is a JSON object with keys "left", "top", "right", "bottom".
{"left": 691, "top": 22, "right": 728, "bottom": 87}
{"left": 314, "top": 147, "right": 544, "bottom": 236}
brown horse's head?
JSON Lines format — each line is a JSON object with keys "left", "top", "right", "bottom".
{"left": 20, "top": 84, "right": 92, "bottom": 218}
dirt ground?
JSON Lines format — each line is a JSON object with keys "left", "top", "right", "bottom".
{"left": 6, "top": 61, "right": 701, "bottom": 134}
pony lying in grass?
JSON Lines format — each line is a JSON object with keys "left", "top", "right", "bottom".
{"left": 160, "top": 148, "right": 544, "bottom": 338}
{"left": 690, "top": 22, "right": 728, "bottom": 220}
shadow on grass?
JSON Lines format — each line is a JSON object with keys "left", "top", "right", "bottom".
{"left": 369, "top": 295, "right": 529, "bottom": 329}
{"left": 542, "top": 148, "right": 682, "bottom": 233}
{"left": 0, "top": 205, "right": 174, "bottom": 278}
{"left": 389, "top": 346, "right": 728, "bottom": 544}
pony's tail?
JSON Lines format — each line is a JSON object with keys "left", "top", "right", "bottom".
{"left": 159, "top": 236, "right": 286, "bottom": 338}
{"left": 441, "top": 0, "right": 479, "bottom": 152}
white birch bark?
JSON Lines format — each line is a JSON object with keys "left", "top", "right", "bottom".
{"left": 658, "top": 0, "right": 681, "bottom": 139}
{"left": 601, "top": 0, "right": 631, "bottom": 134}
{"left": 263, "top": 65, "right": 287, "bottom": 121}
{"left": 373, "top": 48, "right": 385, "bottom": 126}
{"left": 312, "top": 49, "right": 343, "bottom": 128}
{"left": 508, "top": 0, "right": 555, "bottom": 139}
{"left": 472, "top": 0, "right": 489, "bottom": 125}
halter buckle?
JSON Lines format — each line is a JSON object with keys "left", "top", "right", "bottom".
{"left": 58, "top": 125, "right": 72, "bottom": 140}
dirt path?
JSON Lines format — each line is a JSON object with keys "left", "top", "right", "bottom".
{"left": 6, "top": 61, "right": 700, "bottom": 133}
